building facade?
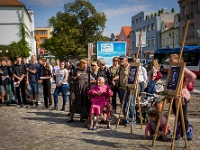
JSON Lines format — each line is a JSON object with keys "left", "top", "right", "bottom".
{"left": 117, "top": 26, "right": 132, "bottom": 56}
{"left": 131, "top": 11, "right": 176, "bottom": 58}
{"left": 34, "top": 27, "right": 52, "bottom": 55}
{"left": 161, "top": 14, "right": 180, "bottom": 49}
{"left": 0, "top": 0, "right": 36, "bottom": 56}
{"left": 178, "top": 0, "right": 200, "bottom": 46}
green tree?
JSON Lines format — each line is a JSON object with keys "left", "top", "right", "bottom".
{"left": 110, "top": 33, "right": 115, "bottom": 41}
{"left": 154, "top": 12, "right": 157, "bottom": 17}
{"left": 171, "top": 8, "right": 175, "bottom": 13}
{"left": 158, "top": 10, "right": 161, "bottom": 16}
{"left": 100, "top": 36, "right": 112, "bottom": 41}
{"left": 151, "top": 13, "right": 153, "bottom": 18}
{"left": 41, "top": 0, "right": 106, "bottom": 60}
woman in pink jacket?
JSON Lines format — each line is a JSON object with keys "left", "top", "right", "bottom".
{"left": 170, "top": 54, "right": 196, "bottom": 138}
{"left": 88, "top": 77, "right": 113, "bottom": 130}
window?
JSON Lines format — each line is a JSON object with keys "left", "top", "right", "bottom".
{"left": 139, "top": 17, "right": 142, "bottom": 22}
{"left": 148, "top": 39, "right": 151, "bottom": 47}
{"left": 163, "top": 38, "right": 165, "bottom": 46}
{"left": 151, "top": 23, "right": 155, "bottom": 30}
{"left": 147, "top": 25, "right": 151, "bottom": 32}
{"left": 182, "top": 5, "right": 187, "bottom": 16}
{"left": 191, "top": 24, "right": 194, "bottom": 37}
{"left": 175, "top": 34, "right": 179, "bottom": 44}
{"left": 190, "top": 0, "right": 198, "bottom": 13}
{"left": 146, "top": 15, "right": 150, "bottom": 20}
{"left": 136, "top": 19, "right": 138, "bottom": 23}
{"left": 182, "top": 27, "right": 185, "bottom": 37}
{"left": 121, "top": 35, "right": 124, "bottom": 40}
{"left": 143, "top": 26, "right": 146, "bottom": 32}
{"left": 167, "top": 37, "right": 172, "bottom": 45}
{"left": 152, "top": 38, "right": 155, "bottom": 46}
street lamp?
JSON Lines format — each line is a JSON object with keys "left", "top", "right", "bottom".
{"left": 0, "top": 50, "right": 2, "bottom": 53}
{"left": 93, "top": 24, "right": 99, "bottom": 61}
{"left": 5, "top": 50, "right": 8, "bottom": 53}
{"left": 169, "top": 32, "right": 174, "bottom": 48}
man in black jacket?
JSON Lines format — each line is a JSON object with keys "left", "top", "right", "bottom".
{"left": 12, "top": 56, "right": 27, "bottom": 107}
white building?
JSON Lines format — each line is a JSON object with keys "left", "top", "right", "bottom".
{"left": 0, "top": 0, "right": 36, "bottom": 56}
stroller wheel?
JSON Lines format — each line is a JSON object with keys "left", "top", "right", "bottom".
{"left": 108, "top": 115, "right": 117, "bottom": 125}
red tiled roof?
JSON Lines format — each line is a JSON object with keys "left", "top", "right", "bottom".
{"left": 0, "top": 0, "right": 24, "bottom": 6}
{"left": 116, "top": 34, "right": 120, "bottom": 37}
{"left": 122, "top": 26, "right": 132, "bottom": 37}
{"left": 166, "top": 22, "right": 174, "bottom": 29}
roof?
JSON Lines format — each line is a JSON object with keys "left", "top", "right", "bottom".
{"left": 122, "top": 26, "right": 132, "bottom": 37}
{"left": 165, "top": 22, "right": 174, "bottom": 29}
{"left": 116, "top": 34, "right": 120, "bottom": 37}
{"left": 0, "top": 0, "right": 24, "bottom": 6}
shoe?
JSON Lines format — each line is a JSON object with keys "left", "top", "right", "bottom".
{"left": 61, "top": 107, "right": 65, "bottom": 111}
{"left": 80, "top": 119, "right": 85, "bottom": 122}
{"left": 67, "top": 119, "right": 73, "bottom": 123}
{"left": 51, "top": 107, "right": 58, "bottom": 110}
{"left": 66, "top": 113, "right": 70, "bottom": 116}
{"left": 88, "top": 125, "right": 93, "bottom": 130}
{"left": 16, "top": 105, "right": 21, "bottom": 108}
{"left": 93, "top": 125, "right": 99, "bottom": 130}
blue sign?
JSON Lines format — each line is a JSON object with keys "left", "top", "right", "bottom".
{"left": 166, "top": 46, "right": 170, "bottom": 49}
{"left": 97, "top": 41, "right": 126, "bottom": 67}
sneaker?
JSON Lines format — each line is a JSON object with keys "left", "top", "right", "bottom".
{"left": 61, "top": 107, "right": 65, "bottom": 111}
{"left": 38, "top": 102, "right": 42, "bottom": 105}
{"left": 35, "top": 105, "right": 39, "bottom": 109}
{"left": 16, "top": 105, "right": 21, "bottom": 108}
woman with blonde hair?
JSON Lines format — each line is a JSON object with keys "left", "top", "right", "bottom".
{"left": 90, "top": 62, "right": 98, "bottom": 89}
{"left": 145, "top": 59, "right": 161, "bottom": 94}
{"left": 169, "top": 54, "right": 196, "bottom": 139}
{"left": 68, "top": 59, "right": 89, "bottom": 123}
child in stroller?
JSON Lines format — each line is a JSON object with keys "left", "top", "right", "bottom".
{"left": 87, "top": 77, "right": 113, "bottom": 130}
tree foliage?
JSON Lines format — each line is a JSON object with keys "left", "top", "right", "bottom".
{"left": 171, "top": 8, "right": 175, "bottom": 13}
{"left": 41, "top": 0, "right": 107, "bottom": 60}
{"left": 110, "top": 33, "right": 115, "bottom": 41}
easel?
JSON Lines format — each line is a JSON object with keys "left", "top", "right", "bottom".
{"left": 116, "top": 31, "right": 143, "bottom": 133}
{"left": 152, "top": 20, "right": 190, "bottom": 150}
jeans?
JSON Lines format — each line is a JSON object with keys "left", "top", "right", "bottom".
{"left": 38, "top": 83, "right": 43, "bottom": 103}
{"left": 145, "top": 80, "right": 156, "bottom": 94}
{"left": 53, "top": 84, "right": 68, "bottom": 108}
{"left": 138, "top": 81, "right": 145, "bottom": 94}
{"left": 172, "top": 99, "right": 189, "bottom": 137}
{"left": 118, "top": 89, "right": 136, "bottom": 124}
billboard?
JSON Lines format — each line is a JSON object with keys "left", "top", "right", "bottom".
{"left": 97, "top": 41, "right": 126, "bottom": 67}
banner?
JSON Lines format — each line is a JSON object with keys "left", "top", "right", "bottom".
{"left": 97, "top": 41, "right": 126, "bottom": 67}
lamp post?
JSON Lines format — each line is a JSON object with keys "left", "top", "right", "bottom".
{"left": 169, "top": 32, "right": 174, "bottom": 48}
{"left": 93, "top": 24, "right": 99, "bottom": 61}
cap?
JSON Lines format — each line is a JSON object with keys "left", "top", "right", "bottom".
{"left": 119, "top": 54, "right": 128, "bottom": 59}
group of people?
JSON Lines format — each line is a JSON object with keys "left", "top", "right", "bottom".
{"left": 0, "top": 53, "right": 196, "bottom": 139}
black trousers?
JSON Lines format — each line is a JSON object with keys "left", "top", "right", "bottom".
{"left": 172, "top": 99, "right": 189, "bottom": 137}
{"left": 43, "top": 79, "right": 52, "bottom": 107}
{"left": 111, "top": 86, "right": 118, "bottom": 111}
{"left": 16, "top": 79, "right": 26, "bottom": 105}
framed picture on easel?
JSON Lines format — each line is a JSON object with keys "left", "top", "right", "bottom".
{"left": 165, "top": 62, "right": 186, "bottom": 97}
{"left": 126, "top": 62, "right": 140, "bottom": 89}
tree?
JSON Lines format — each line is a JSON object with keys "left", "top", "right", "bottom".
{"left": 158, "top": 10, "right": 161, "bottom": 16}
{"left": 160, "top": 9, "right": 164, "bottom": 14}
{"left": 154, "top": 12, "right": 157, "bottom": 17}
{"left": 41, "top": 0, "right": 107, "bottom": 60}
{"left": 151, "top": 13, "right": 153, "bottom": 18}
{"left": 110, "top": 33, "right": 115, "bottom": 41}
{"left": 100, "top": 36, "right": 112, "bottom": 41}
{"left": 171, "top": 8, "right": 175, "bottom": 13}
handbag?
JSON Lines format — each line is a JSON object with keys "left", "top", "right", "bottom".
{"left": 155, "top": 71, "right": 162, "bottom": 81}
{"left": 187, "top": 82, "right": 194, "bottom": 91}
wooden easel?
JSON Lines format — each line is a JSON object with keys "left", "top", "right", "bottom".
{"left": 152, "top": 20, "right": 190, "bottom": 150}
{"left": 116, "top": 31, "right": 143, "bottom": 133}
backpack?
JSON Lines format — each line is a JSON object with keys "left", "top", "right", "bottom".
{"left": 155, "top": 71, "right": 162, "bottom": 81}
{"left": 176, "top": 121, "right": 193, "bottom": 141}
{"left": 187, "top": 82, "right": 194, "bottom": 91}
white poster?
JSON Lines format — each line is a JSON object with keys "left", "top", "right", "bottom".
{"left": 136, "top": 32, "right": 146, "bottom": 47}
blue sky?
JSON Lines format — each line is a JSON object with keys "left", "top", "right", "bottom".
{"left": 20, "top": 0, "right": 180, "bottom": 37}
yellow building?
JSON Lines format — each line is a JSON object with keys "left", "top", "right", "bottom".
{"left": 161, "top": 14, "right": 180, "bottom": 49}
{"left": 35, "top": 27, "right": 52, "bottom": 48}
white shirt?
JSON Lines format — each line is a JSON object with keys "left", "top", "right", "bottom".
{"left": 57, "top": 69, "right": 68, "bottom": 84}
{"left": 53, "top": 65, "right": 60, "bottom": 74}
{"left": 139, "top": 66, "right": 148, "bottom": 83}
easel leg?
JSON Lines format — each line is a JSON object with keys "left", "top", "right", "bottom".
{"left": 179, "top": 103, "right": 188, "bottom": 148}
{"left": 171, "top": 98, "right": 181, "bottom": 150}
{"left": 152, "top": 99, "right": 166, "bottom": 147}
{"left": 116, "top": 90, "right": 127, "bottom": 129}
{"left": 131, "top": 91, "right": 136, "bottom": 133}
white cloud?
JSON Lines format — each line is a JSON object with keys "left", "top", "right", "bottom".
{"left": 21, "top": 0, "right": 70, "bottom": 7}
{"left": 102, "top": 4, "right": 151, "bottom": 19}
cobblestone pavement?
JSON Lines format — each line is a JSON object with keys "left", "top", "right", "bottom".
{"left": 0, "top": 86, "right": 200, "bottom": 150}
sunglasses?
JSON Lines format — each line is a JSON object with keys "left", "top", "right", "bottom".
{"left": 91, "top": 65, "right": 96, "bottom": 67}
{"left": 113, "top": 59, "right": 118, "bottom": 61}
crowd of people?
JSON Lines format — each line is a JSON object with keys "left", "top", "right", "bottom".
{"left": 0, "top": 53, "right": 196, "bottom": 139}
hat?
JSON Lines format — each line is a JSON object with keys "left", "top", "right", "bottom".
{"left": 119, "top": 54, "right": 128, "bottom": 59}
